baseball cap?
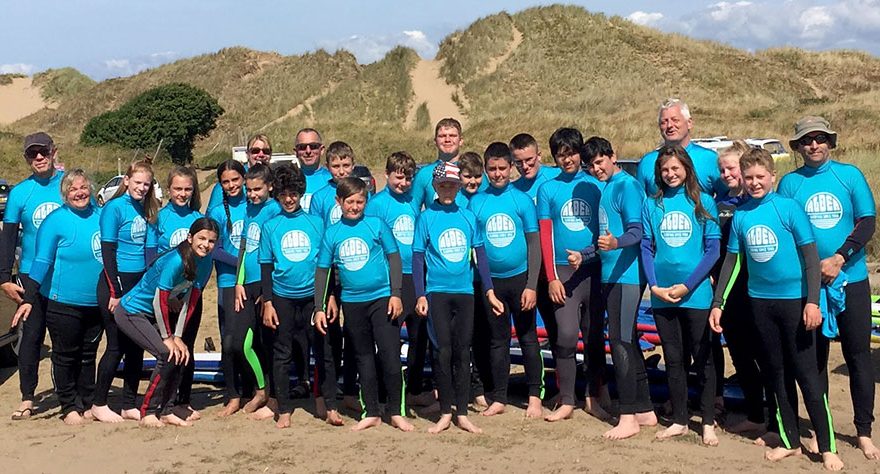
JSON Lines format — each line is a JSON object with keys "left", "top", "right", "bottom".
{"left": 432, "top": 161, "right": 461, "bottom": 183}
{"left": 23, "top": 132, "right": 54, "bottom": 152}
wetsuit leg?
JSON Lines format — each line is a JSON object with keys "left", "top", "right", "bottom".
{"left": 94, "top": 271, "right": 144, "bottom": 409}
{"left": 370, "top": 298, "right": 404, "bottom": 417}
{"left": 471, "top": 281, "right": 488, "bottom": 400}
{"left": 175, "top": 296, "right": 201, "bottom": 407}
{"left": 682, "top": 307, "right": 715, "bottom": 426}
{"left": 552, "top": 263, "right": 600, "bottom": 406}
{"left": 401, "top": 274, "right": 429, "bottom": 395}
{"left": 271, "top": 296, "right": 296, "bottom": 414}
{"left": 653, "top": 308, "right": 688, "bottom": 425}
{"left": 308, "top": 310, "right": 338, "bottom": 411}
{"left": 507, "top": 274, "right": 544, "bottom": 400}
{"left": 343, "top": 299, "right": 382, "bottom": 418}
{"left": 45, "top": 301, "right": 85, "bottom": 416}
{"left": 834, "top": 279, "right": 874, "bottom": 438}
{"left": 220, "top": 286, "right": 261, "bottom": 399}
{"left": 484, "top": 273, "right": 527, "bottom": 405}
{"left": 606, "top": 283, "right": 652, "bottom": 414}
{"left": 719, "top": 282, "right": 767, "bottom": 425}
{"left": 16, "top": 274, "right": 46, "bottom": 403}
{"left": 427, "top": 293, "right": 474, "bottom": 416}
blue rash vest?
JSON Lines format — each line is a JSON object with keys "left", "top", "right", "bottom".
{"left": 317, "top": 215, "right": 398, "bottom": 303}
{"left": 364, "top": 188, "right": 419, "bottom": 274}
{"left": 636, "top": 142, "right": 726, "bottom": 197}
{"left": 100, "top": 193, "right": 149, "bottom": 273}
{"left": 3, "top": 171, "right": 63, "bottom": 274}
{"left": 512, "top": 165, "right": 561, "bottom": 204}
{"left": 238, "top": 199, "right": 281, "bottom": 285}
{"left": 413, "top": 201, "right": 482, "bottom": 295}
{"left": 121, "top": 249, "right": 212, "bottom": 315}
{"left": 259, "top": 208, "right": 324, "bottom": 299}
{"left": 147, "top": 203, "right": 204, "bottom": 253}
{"left": 468, "top": 183, "right": 538, "bottom": 278}
{"left": 207, "top": 191, "right": 246, "bottom": 288}
{"left": 536, "top": 170, "right": 602, "bottom": 265}
{"left": 598, "top": 170, "right": 645, "bottom": 285}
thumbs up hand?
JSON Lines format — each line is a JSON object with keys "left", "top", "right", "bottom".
{"left": 597, "top": 229, "right": 617, "bottom": 251}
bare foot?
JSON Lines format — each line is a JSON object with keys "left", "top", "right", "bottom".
{"left": 525, "top": 396, "right": 543, "bottom": 419}
{"left": 83, "top": 409, "right": 95, "bottom": 420}
{"left": 544, "top": 404, "right": 574, "bottom": 422}
{"left": 242, "top": 390, "right": 268, "bottom": 413}
{"left": 391, "top": 415, "right": 415, "bottom": 432}
{"left": 217, "top": 398, "right": 241, "bottom": 417}
{"left": 121, "top": 408, "right": 141, "bottom": 421}
{"left": 702, "top": 424, "right": 719, "bottom": 446}
{"left": 754, "top": 431, "right": 781, "bottom": 448}
{"left": 822, "top": 452, "right": 844, "bottom": 471}
{"left": 351, "top": 416, "right": 381, "bottom": 432}
{"left": 325, "top": 409, "right": 344, "bottom": 427}
{"left": 249, "top": 405, "right": 275, "bottom": 420}
{"left": 276, "top": 413, "right": 291, "bottom": 429}
{"left": 455, "top": 415, "right": 482, "bottom": 434}
{"left": 428, "top": 414, "right": 453, "bottom": 434}
{"left": 473, "top": 395, "right": 489, "bottom": 411}
{"left": 342, "top": 395, "right": 361, "bottom": 412}
{"left": 407, "top": 391, "right": 436, "bottom": 407}
{"left": 804, "top": 434, "right": 819, "bottom": 454}
{"left": 858, "top": 436, "right": 880, "bottom": 460}
{"left": 160, "top": 413, "right": 191, "bottom": 427}
{"left": 584, "top": 396, "right": 612, "bottom": 421}
{"left": 315, "top": 397, "right": 328, "bottom": 419}
{"left": 655, "top": 423, "right": 689, "bottom": 440}
{"left": 635, "top": 410, "right": 658, "bottom": 426}
{"left": 91, "top": 405, "right": 124, "bottom": 423}
{"left": 63, "top": 411, "right": 87, "bottom": 426}
{"left": 12, "top": 400, "right": 34, "bottom": 420}
{"left": 186, "top": 406, "right": 201, "bottom": 421}
{"left": 139, "top": 414, "right": 165, "bottom": 428}
{"left": 604, "top": 414, "right": 640, "bottom": 440}
{"left": 726, "top": 419, "right": 766, "bottom": 435}
{"left": 481, "top": 402, "right": 505, "bottom": 417}
{"left": 764, "top": 446, "right": 800, "bottom": 462}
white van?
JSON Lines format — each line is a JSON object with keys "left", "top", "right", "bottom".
{"left": 231, "top": 146, "right": 300, "bottom": 167}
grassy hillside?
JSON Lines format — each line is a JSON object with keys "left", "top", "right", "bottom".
{"left": 31, "top": 68, "right": 95, "bottom": 103}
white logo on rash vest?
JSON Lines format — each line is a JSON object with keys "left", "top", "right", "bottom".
{"left": 804, "top": 192, "right": 843, "bottom": 229}
{"left": 486, "top": 213, "right": 516, "bottom": 248}
{"left": 230, "top": 220, "right": 244, "bottom": 250}
{"left": 169, "top": 228, "right": 189, "bottom": 248}
{"left": 745, "top": 225, "right": 778, "bottom": 263}
{"left": 438, "top": 228, "right": 468, "bottom": 263}
{"left": 281, "top": 230, "right": 311, "bottom": 262}
{"left": 560, "top": 198, "right": 591, "bottom": 231}
{"left": 339, "top": 237, "right": 369, "bottom": 271}
{"left": 31, "top": 202, "right": 60, "bottom": 229}
{"left": 245, "top": 222, "right": 261, "bottom": 252}
{"left": 130, "top": 216, "right": 147, "bottom": 243}
{"left": 392, "top": 215, "right": 415, "bottom": 245}
{"left": 598, "top": 206, "right": 609, "bottom": 235}
{"left": 301, "top": 193, "right": 313, "bottom": 212}
{"left": 91, "top": 232, "right": 103, "bottom": 262}
{"left": 659, "top": 211, "right": 692, "bottom": 248}
{"left": 329, "top": 204, "right": 342, "bottom": 225}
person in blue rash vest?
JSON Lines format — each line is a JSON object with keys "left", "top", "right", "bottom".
{"left": 313, "top": 177, "right": 414, "bottom": 433}
{"left": 411, "top": 118, "right": 488, "bottom": 210}
{"left": 710, "top": 148, "right": 843, "bottom": 471}
{"left": 1, "top": 132, "right": 63, "bottom": 420}
{"left": 12, "top": 169, "right": 101, "bottom": 425}
{"left": 114, "top": 217, "right": 217, "bottom": 428}
{"left": 636, "top": 98, "right": 726, "bottom": 197}
{"left": 259, "top": 164, "right": 342, "bottom": 428}
{"left": 468, "top": 142, "right": 543, "bottom": 419}
{"left": 537, "top": 128, "right": 607, "bottom": 423}
{"left": 579, "top": 136, "right": 657, "bottom": 440}
{"left": 232, "top": 164, "right": 281, "bottom": 420}
{"left": 413, "top": 161, "right": 504, "bottom": 435}
{"left": 309, "top": 141, "right": 357, "bottom": 227}
{"left": 777, "top": 116, "right": 878, "bottom": 461}
{"left": 510, "top": 133, "right": 561, "bottom": 204}
{"left": 92, "top": 160, "right": 160, "bottom": 423}
{"left": 205, "top": 134, "right": 273, "bottom": 215}
{"left": 365, "top": 151, "right": 436, "bottom": 408}
{"left": 641, "top": 145, "right": 719, "bottom": 445}
{"left": 208, "top": 160, "right": 251, "bottom": 417}
{"left": 293, "top": 128, "right": 332, "bottom": 214}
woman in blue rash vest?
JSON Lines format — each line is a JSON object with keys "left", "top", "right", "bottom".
{"left": 146, "top": 166, "right": 204, "bottom": 418}
{"left": 92, "top": 160, "right": 159, "bottom": 423}
{"left": 536, "top": 128, "right": 607, "bottom": 423}
{"left": 114, "top": 217, "right": 217, "bottom": 428}
{"left": 579, "top": 136, "right": 657, "bottom": 440}
{"left": 710, "top": 148, "right": 843, "bottom": 471}
{"left": 314, "top": 177, "right": 414, "bottom": 432}
{"left": 260, "top": 164, "right": 342, "bottom": 428}
{"left": 208, "top": 160, "right": 251, "bottom": 417}
{"left": 413, "top": 162, "right": 504, "bottom": 435}
{"left": 231, "top": 164, "right": 281, "bottom": 419}
{"left": 12, "top": 169, "right": 102, "bottom": 425}
{"left": 640, "top": 145, "right": 719, "bottom": 445}
{"left": 467, "top": 142, "right": 543, "bottom": 419}
{"left": 1, "top": 132, "right": 63, "bottom": 420}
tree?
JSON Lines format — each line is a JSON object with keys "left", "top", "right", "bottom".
{"left": 81, "top": 83, "right": 223, "bottom": 165}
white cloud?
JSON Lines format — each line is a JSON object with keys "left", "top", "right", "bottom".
{"left": 0, "top": 63, "right": 35, "bottom": 75}
{"left": 94, "top": 51, "right": 181, "bottom": 79}
{"left": 627, "top": 11, "right": 664, "bottom": 26}
{"left": 318, "top": 29, "right": 438, "bottom": 63}
{"left": 104, "top": 59, "right": 131, "bottom": 70}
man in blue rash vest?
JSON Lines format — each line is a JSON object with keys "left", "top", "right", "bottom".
{"left": 413, "top": 161, "right": 504, "bottom": 434}
{"left": 468, "top": 142, "right": 543, "bottom": 418}
{"left": 777, "top": 116, "right": 878, "bottom": 461}
{"left": 580, "top": 136, "right": 657, "bottom": 439}
{"left": 294, "top": 128, "right": 332, "bottom": 214}
{"left": 1, "top": 132, "right": 63, "bottom": 420}
{"left": 364, "top": 151, "right": 436, "bottom": 407}
{"left": 636, "top": 98, "right": 726, "bottom": 197}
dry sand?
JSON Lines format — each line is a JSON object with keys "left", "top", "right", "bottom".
{"left": 0, "top": 77, "right": 51, "bottom": 124}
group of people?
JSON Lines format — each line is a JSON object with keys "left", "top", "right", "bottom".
{"left": 1, "top": 98, "right": 876, "bottom": 470}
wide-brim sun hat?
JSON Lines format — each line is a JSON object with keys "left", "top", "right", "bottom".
{"left": 789, "top": 115, "right": 837, "bottom": 150}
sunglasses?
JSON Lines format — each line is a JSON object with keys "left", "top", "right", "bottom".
{"left": 24, "top": 147, "right": 52, "bottom": 160}
{"left": 295, "top": 142, "right": 322, "bottom": 152}
{"left": 797, "top": 133, "right": 830, "bottom": 147}
{"left": 249, "top": 147, "right": 271, "bottom": 155}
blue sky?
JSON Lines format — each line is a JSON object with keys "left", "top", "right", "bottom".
{"left": 2, "top": 0, "right": 879, "bottom": 80}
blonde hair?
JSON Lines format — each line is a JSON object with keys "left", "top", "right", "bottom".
{"left": 60, "top": 169, "right": 92, "bottom": 205}
{"left": 717, "top": 140, "right": 751, "bottom": 164}
{"left": 166, "top": 165, "right": 201, "bottom": 211}
{"left": 247, "top": 134, "right": 272, "bottom": 153}
{"left": 109, "top": 160, "right": 159, "bottom": 223}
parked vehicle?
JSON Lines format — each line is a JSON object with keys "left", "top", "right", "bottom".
{"left": 96, "top": 175, "right": 164, "bottom": 206}
{"left": 692, "top": 136, "right": 789, "bottom": 160}
{"left": 232, "top": 146, "right": 300, "bottom": 168}
{"left": 352, "top": 164, "right": 376, "bottom": 195}
{"left": 0, "top": 179, "right": 10, "bottom": 219}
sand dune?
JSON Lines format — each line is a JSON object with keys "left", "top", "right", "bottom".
{"left": 0, "top": 77, "right": 51, "bottom": 125}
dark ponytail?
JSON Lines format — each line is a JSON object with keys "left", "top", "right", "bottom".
{"left": 177, "top": 217, "right": 221, "bottom": 281}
